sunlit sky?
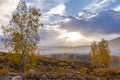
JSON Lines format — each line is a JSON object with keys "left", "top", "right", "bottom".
{"left": 0, "top": 0, "right": 120, "bottom": 46}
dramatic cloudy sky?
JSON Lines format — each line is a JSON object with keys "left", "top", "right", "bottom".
{"left": 0, "top": 0, "right": 120, "bottom": 46}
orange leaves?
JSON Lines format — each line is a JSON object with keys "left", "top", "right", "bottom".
{"left": 0, "top": 67, "right": 9, "bottom": 76}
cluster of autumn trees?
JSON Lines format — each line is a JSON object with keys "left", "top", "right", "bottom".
{"left": 90, "top": 39, "right": 110, "bottom": 68}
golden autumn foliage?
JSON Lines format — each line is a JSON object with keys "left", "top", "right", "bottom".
{"left": 24, "top": 53, "right": 39, "bottom": 72}
{"left": 7, "top": 52, "right": 22, "bottom": 66}
{"left": 0, "top": 67, "right": 9, "bottom": 76}
{"left": 1, "top": 1, "right": 41, "bottom": 72}
{"left": 90, "top": 39, "right": 110, "bottom": 68}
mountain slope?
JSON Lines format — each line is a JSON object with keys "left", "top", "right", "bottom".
{"left": 109, "top": 37, "right": 120, "bottom": 47}
{"left": 108, "top": 37, "right": 120, "bottom": 55}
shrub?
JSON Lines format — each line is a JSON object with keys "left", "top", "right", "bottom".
{"left": 0, "top": 67, "right": 9, "bottom": 76}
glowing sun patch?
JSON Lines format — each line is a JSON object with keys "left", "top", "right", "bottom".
{"left": 58, "top": 32, "right": 84, "bottom": 42}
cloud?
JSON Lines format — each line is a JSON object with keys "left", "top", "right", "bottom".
{"left": 0, "top": 0, "right": 120, "bottom": 46}
{"left": 47, "top": 4, "right": 65, "bottom": 15}
{"left": 113, "top": 5, "right": 120, "bottom": 11}
{"left": 39, "top": 24, "right": 91, "bottom": 46}
{"left": 67, "top": 10, "right": 120, "bottom": 34}
{"left": 85, "top": 0, "right": 108, "bottom": 11}
{"left": 53, "top": 0, "right": 69, "bottom": 4}
{"left": 26, "top": 0, "right": 52, "bottom": 11}
{"left": 0, "top": 0, "right": 19, "bottom": 25}
{"left": 40, "top": 15, "right": 120, "bottom": 46}
{"left": 39, "top": 25, "right": 66, "bottom": 46}
{"left": 0, "top": 0, "right": 19, "bottom": 35}
{"left": 77, "top": 0, "right": 114, "bottom": 20}
{"left": 26, "top": 0, "right": 67, "bottom": 13}
{"left": 40, "top": 4, "right": 66, "bottom": 23}
{"left": 43, "top": 10, "right": 120, "bottom": 46}
{"left": 25, "top": 0, "right": 67, "bottom": 23}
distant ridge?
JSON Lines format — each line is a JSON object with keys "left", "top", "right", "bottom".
{"left": 108, "top": 37, "right": 120, "bottom": 47}
{"left": 109, "top": 37, "right": 120, "bottom": 42}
